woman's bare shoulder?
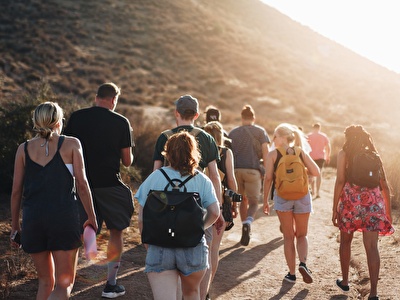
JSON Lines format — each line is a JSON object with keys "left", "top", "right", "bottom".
{"left": 63, "top": 135, "right": 82, "bottom": 147}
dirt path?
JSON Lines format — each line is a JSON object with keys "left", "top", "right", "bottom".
{"left": 8, "top": 169, "right": 399, "bottom": 299}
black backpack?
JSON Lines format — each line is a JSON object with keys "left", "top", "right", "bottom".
{"left": 349, "top": 150, "right": 381, "bottom": 188}
{"left": 142, "top": 168, "right": 204, "bottom": 248}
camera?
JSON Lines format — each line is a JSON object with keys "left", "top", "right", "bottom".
{"left": 224, "top": 189, "right": 242, "bottom": 202}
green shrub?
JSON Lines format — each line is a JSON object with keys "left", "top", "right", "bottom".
{"left": 0, "top": 81, "right": 57, "bottom": 193}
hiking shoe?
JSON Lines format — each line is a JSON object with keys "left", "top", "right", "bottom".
{"left": 284, "top": 272, "right": 296, "bottom": 283}
{"left": 102, "top": 282, "right": 126, "bottom": 298}
{"left": 335, "top": 279, "right": 349, "bottom": 292}
{"left": 240, "top": 223, "right": 251, "bottom": 246}
{"left": 298, "top": 263, "right": 313, "bottom": 284}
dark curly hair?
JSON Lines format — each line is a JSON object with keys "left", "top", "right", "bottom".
{"left": 343, "top": 125, "right": 378, "bottom": 169}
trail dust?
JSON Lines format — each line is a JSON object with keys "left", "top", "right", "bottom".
{"left": 5, "top": 168, "right": 400, "bottom": 299}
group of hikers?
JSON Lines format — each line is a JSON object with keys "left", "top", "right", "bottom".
{"left": 10, "top": 82, "right": 394, "bottom": 300}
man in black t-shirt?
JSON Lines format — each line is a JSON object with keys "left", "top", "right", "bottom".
{"left": 64, "top": 83, "right": 134, "bottom": 299}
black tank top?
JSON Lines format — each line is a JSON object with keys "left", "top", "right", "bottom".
{"left": 23, "top": 136, "right": 76, "bottom": 212}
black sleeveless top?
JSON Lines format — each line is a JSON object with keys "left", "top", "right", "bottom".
{"left": 22, "top": 136, "right": 82, "bottom": 252}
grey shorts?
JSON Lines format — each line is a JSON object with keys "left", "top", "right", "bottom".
{"left": 273, "top": 192, "right": 313, "bottom": 214}
{"left": 93, "top": 184, "right": 134, "bottom": 231}
{"left": 145, "top": 236, "right": 209, "bottom": 276}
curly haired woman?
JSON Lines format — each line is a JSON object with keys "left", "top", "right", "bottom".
{"left": 332, "top": 125, "right": 394, "bottom": 300}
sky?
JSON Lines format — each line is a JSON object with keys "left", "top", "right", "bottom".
{"left": 260, "top": 0, "right": 400, "bottom": 74}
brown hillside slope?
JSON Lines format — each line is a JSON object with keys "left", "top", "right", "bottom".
{"left": 1, "top": 0, "right": 400, "bottom": 133}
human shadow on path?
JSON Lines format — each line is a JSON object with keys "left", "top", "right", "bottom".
{"left": 211, "top": 237, "right": 283, "bottom": 299}
{"left": 268, "top": 281, "right": 308, "bottom": 300}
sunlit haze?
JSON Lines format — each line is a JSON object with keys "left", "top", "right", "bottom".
{"left": 261, "top": 0, "right": 400, "bottom": 74}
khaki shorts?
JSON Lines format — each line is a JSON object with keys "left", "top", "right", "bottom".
{"left": 234, "top": 168, "right": 262, "bottom": 203}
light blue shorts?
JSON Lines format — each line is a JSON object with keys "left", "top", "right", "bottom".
{"left": 145, "top": 236, "right": 209, "bottom": 276}
{"left": 273, "top": 192, "right": 313, "bottom": 214}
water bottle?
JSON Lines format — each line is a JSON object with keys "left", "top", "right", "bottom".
{"left": 83, "top": 225, "right": 97, "bottom": 260}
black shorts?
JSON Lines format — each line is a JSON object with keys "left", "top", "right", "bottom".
{"left": 79, "top": 184, "right": 134, "bottom": 233}
{"left": 22, "top": 199, "right": 82, "bottom": 253}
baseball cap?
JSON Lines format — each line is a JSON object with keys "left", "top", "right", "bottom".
{"left": 205, "top": 108, "right": 220, "bottom": 122}
{"left": 175, "top": 95, "right": 199, "bottom": 114}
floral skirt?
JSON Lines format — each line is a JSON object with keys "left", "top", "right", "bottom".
{"left": 338, "top": 182, "right": 394, "bottom": 236}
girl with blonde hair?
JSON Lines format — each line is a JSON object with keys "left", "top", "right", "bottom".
{"left": 10, "top": 102, "right": 97, "bottom": 300}
{"left": 263, "top": 123, "right": 320, "bottom": 284}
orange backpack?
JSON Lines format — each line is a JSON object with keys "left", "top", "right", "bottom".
{"left": 274, "top": 147, "right": 309, "bottom": 200}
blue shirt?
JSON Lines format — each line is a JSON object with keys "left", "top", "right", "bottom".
{"left": 134, "top": 167, "right": 218, "bottom": 209}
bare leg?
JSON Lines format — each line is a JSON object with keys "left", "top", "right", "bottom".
{"left": 107, "top": 228, "right": 124, "bottom": 284}
{"left": 199, "top": 239, "right": 211, "bottom": 300}
{"left": 180, "top": 269, "right": 207, "bottom": 300}
{"left": 108, "top": 228, "right": 123, "bottom": 262}
{"left": 339, "top": 231, "right": 353, "bottom": 286}
{"left": 363, "top": 231, "right": 380, "bottom": 298}
{"left": 200, "top": 222, "right": 226, "bottom": 298}
{"left": 246, "top": 195, "right": 259, "bottom": 220}
{"left": 147, "top": 270, "right": 179, "bottom": 300}
{"left": 239, "top": 195, "right": 248, "bottom": 222}
{"left": 277, "top": 211, "right": 296, "bottom": 275}
{"left": 48, "top": 249, "right": 79, "bottom": 300}
{"left": 293, "top": 213, "right": 310, "bottom": 264}
{"left": 316, "top": 174, "right": 322, "bottom": 197}
{"left": 31, "top": 251, "right": 55, "bottom": 300}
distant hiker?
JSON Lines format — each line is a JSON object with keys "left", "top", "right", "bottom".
{"left": 263, "top": 123, "right": 320, "bottom": 284}
{"left": 332, "top": 125, "right": 394, "bottom": 299}
{"left": 64, "top": 83, "right": 134, "bottom": 298}
{"left": 10, "top": 102, "right": 98, "bottom": 300}
{"left": 152, "top": 95, "right": 224, "bottom": 300}
{"left": 203, "top": 120, "right": 239, "bottom": 298}
{"left": 204, "top": 105, "right": 232, "bottom": 149}
{"left": 229, "top": 104, "right": 270, "bottom": 246}
{"left": 135, "top": 132, "right": 220, "bottom": 300}
{"left": 307, "top": 123, "right": 331, "bottom": 199}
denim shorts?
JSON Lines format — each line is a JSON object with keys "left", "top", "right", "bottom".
{"left": 145, "top": 236, "right": 209, "bottom": 276}
{"left": 273, "top": 192, "right": 313, "bottom": 214}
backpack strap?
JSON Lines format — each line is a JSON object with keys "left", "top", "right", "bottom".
{"left": 162, "top": 127, "right": 202, "bottom": 139}
{"left": 159, "top": 168, "right": 198, "bottom": 191}
{"left": 243, "top": 125, "right": 262, "bottom": 158}
{"left": 274, "top": 147, "right": 304, "bottom": 172}
{"left": 57, "top": 135, "right": 65, "bottom": 150}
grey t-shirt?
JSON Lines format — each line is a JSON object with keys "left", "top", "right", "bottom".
{"left": 229, "top": 124, "right": 270, "bottom": 170}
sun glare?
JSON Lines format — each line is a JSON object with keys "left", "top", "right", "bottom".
{"left": 261, "top": 0, "right": 400, "bottom": 74}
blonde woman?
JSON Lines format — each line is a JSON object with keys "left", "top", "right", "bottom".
{"left": 263, "top": 123, "right": 320, "bottom": 284}
{"left": 10, "top": 102, "right": 97, "bottom": 300}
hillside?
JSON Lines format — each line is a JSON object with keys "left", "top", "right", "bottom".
{"left": 2, "top": 0, "right": 400, "bottom": 135}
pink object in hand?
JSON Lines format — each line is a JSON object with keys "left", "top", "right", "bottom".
{"left": 83, "top": 225, "right": 97, "bottom": 260}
